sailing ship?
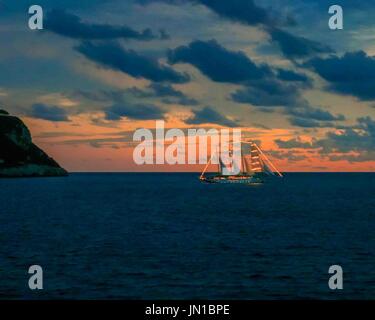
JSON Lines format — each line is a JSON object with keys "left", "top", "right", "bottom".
{"left": 199, "top": 141, "right": 282, "bottom": 184}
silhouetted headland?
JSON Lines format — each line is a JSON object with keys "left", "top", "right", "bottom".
{"left": 0, "top": 109, "right": 67, "bottom": 177}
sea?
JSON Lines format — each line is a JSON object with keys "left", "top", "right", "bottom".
{"left": 0, "top": 173, "right": 374, "bottom": 299}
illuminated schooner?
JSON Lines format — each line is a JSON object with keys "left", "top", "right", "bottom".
{"left": 199, "top": 141, "right": 283, "bottom": 184}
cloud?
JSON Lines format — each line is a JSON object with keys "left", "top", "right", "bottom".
{"left": 287, "top": 106, "right": 345, "bottom": 122}
{"left": 76, "top": 41, "right": 190, "bottom": 83}
{"left": 150, "top": 83, "right": 185, "bottom": 97}
{"left": 128, "top": 83, "right": 198, "bottom": 105}
{"left": 269, "top": 150, "right": 307, "bottom": 162}
{"left": 307, "top": 51, "right": 375, "bottom": 101}
{"left": 168, "top": 39, "right": 271, "bottom": 83}
{"left": 167, "top": 41, "right": 313, "bottom": 109}
{"left": 312, "top": 117, "right": 375, "bottom": 162}
{"left": 286, "top": 105, "right": 345, "bottom": 128}
{"left": 168, "top": 40, "right": 319, "bottom": 113}
{"left": 276, "top": 68, "right": 309, "bottom": 83}
{"left": 35, "top": 131, "right": 92, "bottom": 138}
{"left": 45, "top": 10, "right": 155, "bottom": 41}
{"left": 269, "top": 28, "right": 333, "bottom": 59}
{"left": 315, "top": 116, "right": 375, "bottom": 153}
{"left": 275, "top": 137, "right": 313, "bottom": 149}
{"left": 198, "top": 0, "right": 300, "bottom": 27}
{"left": 276, "top": 117, "right": 375, "bottom": 162}
{"left": 161, "top": 95, "right": 198, "bottom": 106}
{"left": 29, "top": 103, "right": 69, "bottom": 121}
{"left": 231, "top": 79, "right": 302, "bottom": 107}
{"left": 159, "top": 29, "right": 171, "bottom": 40}
{"left": 328, "top": 152, "right": 375, "bottom": 163}
{"left": 4, "top": 0, "right": 108, "bottom": 12}
{"left": 288, "top": 117, "right": 335, "bottom": 128}
{"left": 58, "top": 136, "right": 136, "bottom": 148}
{"left": 232, "top": 79, "right": 344, "bottom": 129}
{"left": 198, "top": 0, "right": 270, "bottom": 26}
{"left": 105, "top": 103, "right": 166, "bottom": 120}
{"left": 137, "top": 0, "right": 298, "bottom": 27}
{"left": 185, "top": 106, "right": 238, "bottom": 127}
{"left": 70, "top": 90, "right": 119, "bottom": 103}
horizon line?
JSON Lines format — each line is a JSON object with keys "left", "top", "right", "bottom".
{"left": 65, "top": 171, "right": 375, "bottom": 174}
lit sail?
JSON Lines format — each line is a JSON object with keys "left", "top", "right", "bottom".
{"left": 249, "top": 142, "right": 263, "bottom": 173}
{"left": 240, "top": 142, "right": 266, "bottom": 175}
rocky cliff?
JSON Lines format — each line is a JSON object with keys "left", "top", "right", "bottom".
{"left": 0, "top": 110, "right": 68, "bottom": 177}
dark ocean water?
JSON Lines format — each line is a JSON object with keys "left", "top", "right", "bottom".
{"left": 0, "top": 173, "right": 374, "bottom": 299}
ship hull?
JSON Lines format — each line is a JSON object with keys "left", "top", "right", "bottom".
{"left": 200, "top": 175, "right": 264, "bottom": 185}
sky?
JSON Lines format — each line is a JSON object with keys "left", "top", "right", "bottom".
{"left": 0, "top": 0, "right": 374, "bottom": 172}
